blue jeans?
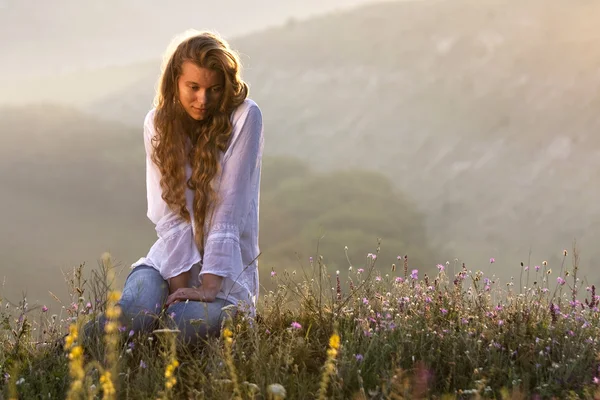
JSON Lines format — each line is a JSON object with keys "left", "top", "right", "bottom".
{"left": 85, "top": 265, "right": 235, "bottom": 345}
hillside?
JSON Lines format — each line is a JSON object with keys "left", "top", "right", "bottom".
{"left": 83, "top": 0, "right": 600, "bottom": 277}
{"left": 0, "top": 0, "right": 377, "bottom": 80}
{"left": 1, "top": 105, "right": 439, "bottom": 306}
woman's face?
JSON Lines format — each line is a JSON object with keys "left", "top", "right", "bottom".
{"left": 177, "top": 61, "right": 224, "bottom": 121}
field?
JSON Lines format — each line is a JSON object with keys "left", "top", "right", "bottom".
{"left": 1, "top": 246, "right": 600, "bottom": 399}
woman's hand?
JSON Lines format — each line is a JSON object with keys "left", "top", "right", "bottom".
{"left": 165, "top": 274, "right": 223, "bottom": 307}
{"left": 168, "top": 270, "right": 191, "bottom": 294}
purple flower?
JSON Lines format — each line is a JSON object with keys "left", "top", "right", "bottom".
{"left": 290, "top": 321, "right": 302, "bottom": 330}
{"left": 411, "top": 269, "right": 418, "bottom": 280}
{"left": 86, "top": 302, "right": 92, "bottom": 309}
{"left": 375, "top": 276, "right": 382, "bottom": 282}
{"left": 129, "top": 330, "right": 135, "bottom": 338}
{"left": 118, "top": 325, "right": 127, "bottom": 333}
{"left": 355, "top": 354, "right": 364, "bottom": 362}
{"left": 557, "top": 277, "right": 566, "bottom": 286}
{"left": 461, "top": 318, "right": 469, "bottom": 325}
{"left": 440, "top": 308, "right": 448, "bottom": 315}
{"left": 524, "top": 266, "right": 529, "bottom": 271}
{"left": 490, "top": 258, "right": 495, "bottom": 264}
{"left": 425, "top": 296, "right": 432, "bottom": 304}
{"left": 436, "top": 264, "right": 445, "bottom": 272}
{"left": 42, "top": 305, "right": 48, "bottom": 313}
{"left": 395, "top": 277, "right": 404, "bottom": 284}
{"left": 535, "top": 265, "right": 541, "bottom": 272}
{"left": 498, "top": 320, "right": 504, "bottom": 326}
{"left": 362, "top": 298, "right": 369, "bottom": 305}
{"left": 271, "top": 271, "right": 276, "bottom": 277}
{"left": 139, "top": 360, "right": 147, "bottom": 369}
{"left": 357, "top": 268, "right": 365, "bottom": 274}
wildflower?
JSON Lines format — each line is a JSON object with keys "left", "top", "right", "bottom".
{"left": 140, "top": 360, "right": 147, "bottom": 369}
{"left": 498, "top": 320, "right": 504, "bottom": 326}
{"left": 267, "top": 383, "right": 287, "bottom": 399}
{"left": 411, "top": 269, "right": 418, "bottom": 280}
{"left": 129, "top": 329, "right": 135, "bottom": 337}
{"left": 375, "top": 276, "right": 382, "bottom": 282}
{"left": 395, "top": 277, "right": 404, "bottom": 283}
{"left": 355, "top": 354, "right": 364, "bottom": 362}
{"left": 271, "top": 270, "right": 276, "bottom": 277}
{"left": 524, "top": 266, "right": 529, "bottom": 271}
{"left": 42, "top": 305, "right": 48, "bottom": 312}
{"left": 440, "top": 308, "right": 448, "bottom": 315}
{"left": 86, "top": 302, "right": 92, "bottom": 309}
{"left": 362, "top": 298, "right": 369, "bottom": 305}
{"left": 164, "top": 359, "right": 180, "bottom": 390}
{"left": 437, "top": 264, "right": 445, "bottom": 272}
{"left": 290, "top": 321, "right": 302, "bottom": 330}
{"left": 65, "top": 324, "right": 78, "bottom": 349}
{"left": 100, "top": 371, "right": 116, "bottom": 397}
{"left": 535, "top": 265, "right": 541, "bottom": 271}
{"left": 357, "top": 268, "right": 364, "bottom": 274}
{"left": 557, "top": 277, "right": 566, "bottom": 286}
{"left": 425, "top": 297, "right": 432, "bottom": 303}
{"left": 594, "top": 377, "right": 599, "bottom": 385}
{"left": 490, "top": 258, "right": 495, "bottom": 264}
{"left": 318, "top": 333, "right": 341, "bottom": 399}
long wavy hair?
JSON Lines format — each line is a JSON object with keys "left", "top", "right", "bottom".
{"left": 152, "top": 30, "right": 248, "bottom": 252}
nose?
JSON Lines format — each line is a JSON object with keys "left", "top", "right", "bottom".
{"left": 196, "top": 89, "right": 208, "bottom": 106}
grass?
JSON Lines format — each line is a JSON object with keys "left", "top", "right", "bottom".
{"left": 1, "top": 245, "right": 600, "bottom": 399}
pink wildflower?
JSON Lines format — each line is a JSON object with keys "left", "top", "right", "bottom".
{"left": 290, "top": 321, "right": 302, "bottom": 330}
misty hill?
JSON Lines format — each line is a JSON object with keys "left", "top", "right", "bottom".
{"left": 0, "top": 105, "right": 438, "bottom": 306}
{"left": 82, "top": 0, "right": 600, "bottom": 275}
{"left": 0, "top": 0, "right": 377, "bottom": 80}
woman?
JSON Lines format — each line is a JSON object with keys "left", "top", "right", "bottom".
{"left": 91, "top": 30, "right": 263, "bottom": 345}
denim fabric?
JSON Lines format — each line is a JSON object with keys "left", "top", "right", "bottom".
{"left": 84, "top": 265, "right": 235, "bottom": 346}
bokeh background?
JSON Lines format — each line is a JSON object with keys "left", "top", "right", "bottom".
{"left": 1, "top": 0, "right": 599, "bottom": 307}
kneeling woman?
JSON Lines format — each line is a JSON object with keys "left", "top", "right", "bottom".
{"left": 92, "top": 30, "right": 263, "bottom": 345}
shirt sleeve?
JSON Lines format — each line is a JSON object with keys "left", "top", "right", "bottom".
{"left": 199, "top": 103, "right": 264, "bottom": 295}
{"left": 143, "top": 109, "right": 201, "bottom": 280}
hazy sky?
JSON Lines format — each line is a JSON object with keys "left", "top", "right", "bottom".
{"left": 0, "top": 0, "right": 380, "bottom": 79}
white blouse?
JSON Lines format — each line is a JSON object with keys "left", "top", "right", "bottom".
{"left": 132, "top": 99, "right": 263, "bottom": 310}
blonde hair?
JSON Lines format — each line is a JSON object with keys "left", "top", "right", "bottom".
{"left": 152, "top": 30, "right": 248, "bottom": 251}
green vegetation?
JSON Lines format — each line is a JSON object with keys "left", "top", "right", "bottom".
{"left": 2, "top": 249, "right": 599, "bottom": 399}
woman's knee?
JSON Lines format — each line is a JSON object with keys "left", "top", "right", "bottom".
{"left": 166, "top": 299, "right": 236, "bottom": 345}
{"left": 118, "top": 266, "right": 168, "bottom": 330}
